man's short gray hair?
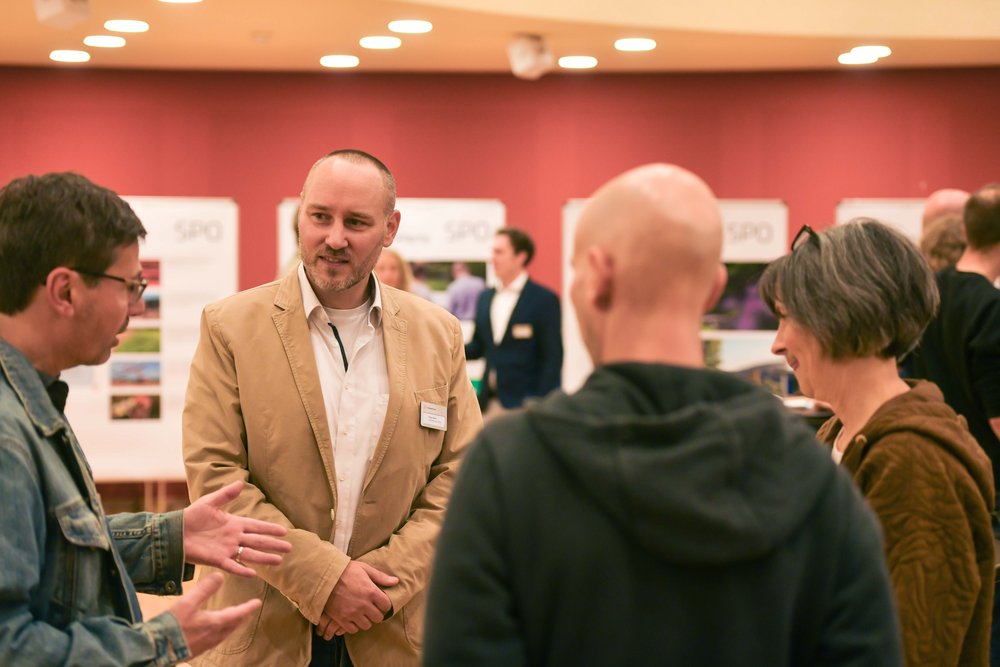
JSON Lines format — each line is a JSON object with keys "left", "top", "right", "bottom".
{"left": 759, "top": 218, "right": 939, "bottom": 360}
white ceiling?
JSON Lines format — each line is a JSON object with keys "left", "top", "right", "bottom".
{"left": 2, "top": 0, "right": 1000, "bottom": 73}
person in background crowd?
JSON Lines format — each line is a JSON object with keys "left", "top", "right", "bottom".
{"left": 761, "top": 218, "right": 994, "bottom": 667}
{"left": 465, "top": 227, "right": 562, "bottom": 417}
{"left": 919, "top": 188, "right": 969, "bottom": 273}
{"left": 922, "top": 188, "right": 970, "bottom": 228}
{"left": 183, "top": 149, "right": 482, "bottom": 666}
{"left": 920, "top": 214, "right": 966, "bottom": 271}
{"left": 445, "top": 261, "right": 486, "bottom": 321}
{"left": 425, "top": 164, "right": 902, "bottom": 666}
{"left": 374, "top": 247, "right": 413, "bottom": 292}
{"left": 0, "top": 171, "right": 291, "bottom": 666}
{"left": 908, "top": 183, "right": 1000, "bottom": 666}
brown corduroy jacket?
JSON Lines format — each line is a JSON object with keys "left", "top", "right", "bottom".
{"left": 819, "top": 381, "right": 995, "bottom": 667}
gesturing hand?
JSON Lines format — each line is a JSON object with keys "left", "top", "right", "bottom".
{"left": 164, "top": 572, "right": 261, "bottom": 659}
{"left": 316, "top": 561, "right": 398, "bottom": 640}
{"left": 183, "top": 480, "right": 291, "bottom": 577}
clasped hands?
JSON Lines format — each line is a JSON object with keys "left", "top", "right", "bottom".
{"left": 315, "top": 560, "right": 399, "bottom": 640}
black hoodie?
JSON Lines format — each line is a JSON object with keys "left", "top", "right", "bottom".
{"left": 425, "top": 363, "right": 902, "bottom": 667}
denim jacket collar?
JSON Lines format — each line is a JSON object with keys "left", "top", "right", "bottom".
{"left": 0, "top": 337, "right": 68, "bottom": 438}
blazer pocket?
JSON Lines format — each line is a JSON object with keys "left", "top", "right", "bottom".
{"left": 413, "top": 385, "right": 448, "bottom": 411}
{"left": 213, "top": 574, "right": 270, "bottom": 654}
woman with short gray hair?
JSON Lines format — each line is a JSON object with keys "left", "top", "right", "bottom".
{"left": 760, "top": 218, "right": 994, "bottom": 667}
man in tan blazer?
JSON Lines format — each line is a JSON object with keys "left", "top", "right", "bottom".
{"left": 183, "top": 149, "right": 482, "bottom": 666}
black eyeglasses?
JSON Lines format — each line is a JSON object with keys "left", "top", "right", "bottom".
{"left": 71, "top": 268, "right": 149, "bottom": 304}
{"left": 791, "top": 225, "right": 821, "bottom": 252}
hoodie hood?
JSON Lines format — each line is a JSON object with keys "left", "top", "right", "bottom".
{"left": 830, "top": 381, "right": 995, "bottom": 510}
{"left": 523, "top": 363, "right": 838, "bottom": 565}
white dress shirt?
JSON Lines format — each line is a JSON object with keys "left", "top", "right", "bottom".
{"left": 298, "top": 264, "right": 389, "bottom": 553}
{"left": 490, "top": 270, "right": 528, "bottom": 345}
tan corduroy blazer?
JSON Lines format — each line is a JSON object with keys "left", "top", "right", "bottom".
{"left": 182, "top": 272, "right": 483, "bottom": 667}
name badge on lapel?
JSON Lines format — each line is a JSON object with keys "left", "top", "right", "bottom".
{"left": 511, "top": 323, "right": 534, "bottom": 340}
{"left": 420, "top": 401, "right": 448, "bottom": 431}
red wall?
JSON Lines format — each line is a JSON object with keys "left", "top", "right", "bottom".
{"left": 1, "top": 66, "right": 998, "bottom": 292}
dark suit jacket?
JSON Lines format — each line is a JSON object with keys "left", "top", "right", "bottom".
{"left": 465, "top": 279, "right": 562, "bottom": 409}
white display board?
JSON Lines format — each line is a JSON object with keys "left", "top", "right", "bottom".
{"left": 63, "top": 197, "right": 239, "bottom": 481}
{"left": 561, "top": 199, "right": 788, "bottom": 393}
{"left": 836, "top": 198, "right": 925, "bottom": 243}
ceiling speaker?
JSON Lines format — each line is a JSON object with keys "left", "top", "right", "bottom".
{"left": 33, "top": 0, "right": 89, "bottom": 28}
{"left": 507, "top": 35, "right": 554, "bottom": 81}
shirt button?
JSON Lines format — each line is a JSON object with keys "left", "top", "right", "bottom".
{"left": 164, "top": 580, "right": 177, "bottom": 593}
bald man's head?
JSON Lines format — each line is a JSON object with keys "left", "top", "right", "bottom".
{"left": 922, "top": 188, "right": 969, "bottom": 228}
{"left": 570, "top": 164, "right": 725, "bottom": 363}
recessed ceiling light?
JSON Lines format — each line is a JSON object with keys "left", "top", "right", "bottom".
{"left": 838, "top": 51, "right": 879, "bottom": 65}
{"left": 104, "top": 19, "right": 150, "bottom": 33}
{"left": 558, "top": 55, "right": 598, "bottom": 70}
{"left": 320, "top": 55, "right": 360, "bottom": 69}
{"left": 388, "top": 20, "right": 432, "bottom": 34}
{"left": 615, "top": 38, "right": 656, "bottom": 52}
{"left": 50, "top": 49, "right": 91, "bottom": 63}
{"left": 83, "top": 35, "right": 127, "bottom": 48}
{"left": 360, "top": 36, "right": 402, "bottom": 50}
{"left": 851, "top": 45, "right": 892, "bottom": 59}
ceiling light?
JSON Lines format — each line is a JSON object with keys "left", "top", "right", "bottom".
{"left": 851, "top": 45, "right": 892, "bottom": 59}
{"left": 84, "top": 35, "right": 126, "bottom": 48}
{"left": 320, "top": 55, "right": 360, "bottom": 69}
{"left": 558, "top": 55, "right": 598, "bottom": 70}
{"left": 49, "top": 49, "right": 90, "bottom": 63}
{"left": 388, "top": 20, "right": 432, "bottom": 34}
{"left": 615, "top": 38, "right": 656, "bottom": 52}
{"left": 838, "top": 51, "right": 879, "bottom": 65}
{"left": 360, "top": 36, "right": 402, "bottom": 50}
{"left": 104, "top": 19, "right": 149, "bottom": 33}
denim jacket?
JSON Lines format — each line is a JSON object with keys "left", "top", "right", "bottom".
{"left": 0, "top": 338, "right": 191, "bottom": 666}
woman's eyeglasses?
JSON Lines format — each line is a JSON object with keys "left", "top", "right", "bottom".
{"left": 791, "top": 225, "right": 820, "bottom": 252}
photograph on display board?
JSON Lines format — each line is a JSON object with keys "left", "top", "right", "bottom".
{"left": 377, "top": 254, "right": 488, "bottom": 321}
{"left": 141, "top": 259, "right": 161, "bottom": 285}
{"left": 702, "top": 336, "right": 787, "bottom": 396}
{"left": 703, "top": 263, "right": 778, "bottom": 331}
{"left": 414, "top": 260, "right": 487, "bottom": 318}
{"left": 115, "top": 327, "right": 161, "bottom": 354}
{"left": 137, "top": 259, "right": 161, "bottom": 319}
{"left": 110, "top": 361, "right": 161, "bottom": 387}
{"left": 109, "top": 394, "right": 161, "bottom": 420}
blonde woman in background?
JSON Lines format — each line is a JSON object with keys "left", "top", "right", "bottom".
{"left": 375, "top": 247, "right": 413, "bottom": 291}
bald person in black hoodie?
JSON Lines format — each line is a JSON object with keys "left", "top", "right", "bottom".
{"left": 424, "top": 164, "right": 902, "bottom": 667}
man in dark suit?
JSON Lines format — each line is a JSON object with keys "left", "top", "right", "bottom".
{"left": 465, "top": 227, "right": 562, "bottom": 414}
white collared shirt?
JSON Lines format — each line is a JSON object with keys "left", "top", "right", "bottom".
{"left": 298, "top": 264, "right": 389, "bottom": 553}
{"left": 490, "top": 271, "right": 528, "bottom": 345}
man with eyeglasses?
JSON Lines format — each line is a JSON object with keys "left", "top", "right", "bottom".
{"left": 0, "top": 171, "right": 292, "bottom": 666}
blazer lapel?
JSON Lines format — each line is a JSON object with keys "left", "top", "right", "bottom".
{"left": 502, "top": 281, "right": 531, "bottom": 344}
{"left": 481, "top": 287, "right": 497, "bottom": 349}
{"left": 271, "top": 273, "right": 337, "bottom": 489}
{"left": 364, "top": 288, "right": 407, "bottom": 490}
